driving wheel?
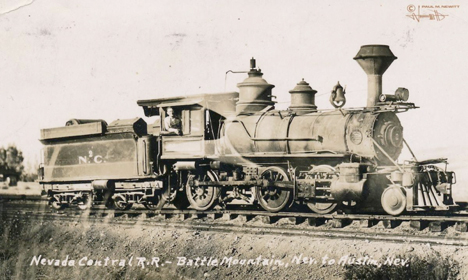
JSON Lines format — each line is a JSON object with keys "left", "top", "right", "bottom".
{"left": 306, "top": 200, "right": 338, "bottom": 214}
{"left": 186, "top": 170, "right": 219, "bottom": 211}
{"left": 256, "top": 166, "right": 292, "bottom": 213}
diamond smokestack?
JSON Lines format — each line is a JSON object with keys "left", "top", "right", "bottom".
{"left": 354, "top": 45, "right": 397, "bottom": 107}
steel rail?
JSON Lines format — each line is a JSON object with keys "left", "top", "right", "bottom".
{"left": 2, "top": 210, "right": 468, "bottom": 247}
{"left": 3, "top": 199, "right": 468, "bottom": 223}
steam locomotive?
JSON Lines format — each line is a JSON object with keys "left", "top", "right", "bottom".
{"left": 38, "top": 45, "right": 457, "bottom": 215}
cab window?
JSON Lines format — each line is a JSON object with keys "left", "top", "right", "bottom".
{"left": 182, "top": 109, "right": 203, "bottom": 136}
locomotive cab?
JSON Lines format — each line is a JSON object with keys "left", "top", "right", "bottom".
{"left": 159, "top": 104, "right": 208, "bottom": 159}
{"left": 138, "top": 92, "right": 238, "bottom": 160}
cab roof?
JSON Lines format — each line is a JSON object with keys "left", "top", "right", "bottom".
{"left": 137, "top": 92, "right": 238, "bottom": 117}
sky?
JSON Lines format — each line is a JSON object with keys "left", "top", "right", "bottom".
{"left": 1, "top": 0, "right": 467, "bottom": 199}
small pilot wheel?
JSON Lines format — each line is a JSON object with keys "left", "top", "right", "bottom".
{"left": 186, "top": 171, "right": 219, "bottom": 211}
{"left": 381, "top": 186, "right": 407, "bottom": 216}
{"left": 49, "top": 197, "right": 64, "bottom": 210}
{"left": 256, "top": 166, "right": 292, "bottom": 213}
{"left": 113, "top": 195, "right": 133, "bottom": 211}
{"left": 77, "top": 194, "right": 93, "bottom": 210}
{"left": 306, "top": 200, "right": 338, "bottom": 214}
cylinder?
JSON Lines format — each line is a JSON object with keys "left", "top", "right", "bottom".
{"left": 330, "top": 179, "right": 366, "bottom": 201}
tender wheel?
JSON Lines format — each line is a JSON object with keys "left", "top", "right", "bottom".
{"left": 144, "top": 193, "right": 166, "bottom": 210}
{"left": 256, "top": 166, "right": 292, "bottom": 213}
{"left": 113, "top": 195, "right": 133, "bottom": 210}
{"left": 381, "top": 185, "right": 406, "bottom": 216}
{"left": 77, "top": 195, "right": 93, "bottom": 210}
{"left": 186, "top": 170, "right": 219, "bottom": 211}
{"left": 306, "top": 200, "right": 338, "bottom": 214}
{"left": 49, "top": 197, "right": 64, "bottom": 210}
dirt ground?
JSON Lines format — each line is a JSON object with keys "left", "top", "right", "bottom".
{"left": 0, "top": 213, "right": 466, "bottom": 280}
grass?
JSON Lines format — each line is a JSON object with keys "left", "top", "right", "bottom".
{"left": 343, "top": 252, "right": 459, "bottom": 280}
{"left": 0, "top": 214, "right": 462, "bottom": 280}
{"left": 0, "top": 216, "right": 175, "bottom": 280}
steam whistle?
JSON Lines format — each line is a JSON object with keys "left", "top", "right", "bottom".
{"left": 250, "top": 57, "right": 256, "bottom": 69}
{"left": 330, "top": 82, "right": 346, "bottom": 108}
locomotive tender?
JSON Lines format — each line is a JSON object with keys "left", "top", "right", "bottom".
{"left": 39, "top": 45, "right": 456, "bottom": 215}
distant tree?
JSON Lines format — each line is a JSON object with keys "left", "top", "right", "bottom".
{"left": 5, "top": 145, "right": 24, "bottom": 172}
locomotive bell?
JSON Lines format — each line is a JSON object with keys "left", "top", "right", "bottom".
{"left": 288, "top": 79, "right": 317, "bottom": 114}
{"left": 236, "top": 58, "right": 275, "bottom": 115}
{"left": 330, "top": 81, "right": 346, "bottom": 108}
{"left": 354, "top": 45, "right": 397, "bottom": 107}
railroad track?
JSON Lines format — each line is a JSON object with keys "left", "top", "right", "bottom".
{"left": 2, "top": 200, "right": 468, "bottom": 246}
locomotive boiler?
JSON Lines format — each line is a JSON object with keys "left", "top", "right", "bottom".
{"left": 39, "top": 45, "right": 457, "bottom": 216}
